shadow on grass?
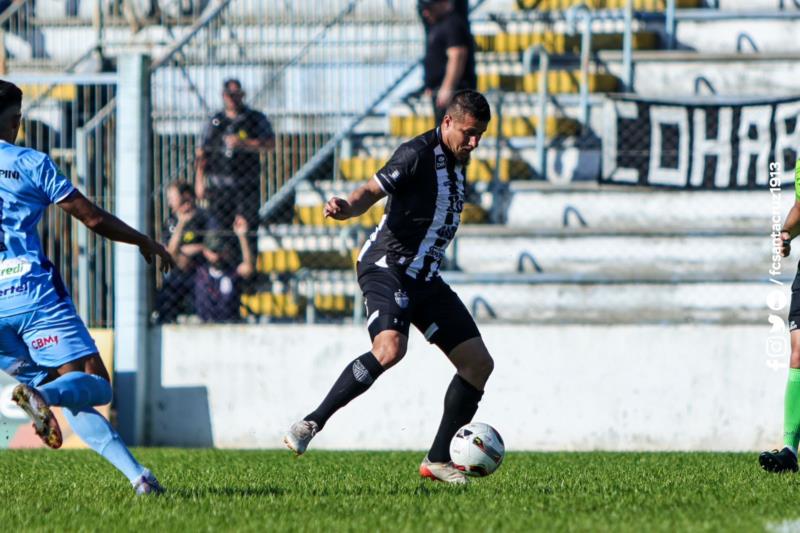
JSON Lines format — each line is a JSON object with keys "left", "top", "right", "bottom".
{"left": 170, "top": 486, "right": 286, "bottom": 498}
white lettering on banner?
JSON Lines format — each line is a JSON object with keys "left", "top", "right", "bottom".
{"left": 602, "top": 100, "right": 639, "bottom": 184}
{"left": 648, "top": 105, "right": 690, "bottom": 187}
{"left": 603, "top": 97, "right": 800, "bottom": 189}
{"left": 736, "top": 105, "right": 772, "bottom": 187}
{"left": 774, "top": 101, "right": 800, "bottom": 174}
{"left": 690, "top": 107, "right": 733, "bottom": 188}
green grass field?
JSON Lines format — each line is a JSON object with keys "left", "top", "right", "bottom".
{"left": 0, "top": 449, "right": 797, "bottom": 532}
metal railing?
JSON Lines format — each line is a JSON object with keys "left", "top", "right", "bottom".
{"left": 0, "top": 0, "right": 213, "bottom": 72}
{"left": 148, "top": 0, "right": 424, "bottom": 324}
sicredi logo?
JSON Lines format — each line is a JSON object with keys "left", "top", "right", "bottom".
{"left": 31, "top": 335, "right": 58, "bottom": 350}
{"left": 0, "top": 259, "right": 31, "bottom": 280}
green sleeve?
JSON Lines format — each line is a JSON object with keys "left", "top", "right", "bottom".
{"left": 796, "top": 157, "right": 800, "bottom": 201}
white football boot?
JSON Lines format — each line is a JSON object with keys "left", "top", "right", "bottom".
{"left": 419, "top": 457, "right": 469, "bottom": 484}
{"left": 283, "top": 420, "right": 319, "bottom": 455}
{"left": 133, "top": 468, "right": 164, "bottom": 495}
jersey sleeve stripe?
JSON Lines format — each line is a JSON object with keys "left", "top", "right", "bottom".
{"left": 53, "top": 185, "right": 76, "bottom": 204}
{"left": 373, "top": 174, "right": 390, "bottom": 195}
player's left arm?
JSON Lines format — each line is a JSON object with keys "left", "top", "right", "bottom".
{"left": 58, "top": 190, "right": 175, "bottom": 272}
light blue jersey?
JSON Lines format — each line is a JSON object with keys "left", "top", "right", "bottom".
{"left": 0, "top": 140, "right": 75, "bottom": 316}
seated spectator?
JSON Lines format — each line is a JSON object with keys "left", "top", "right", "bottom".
{"left": 194, "top": 215, "right": 254, "bottom": 323}
{"left": 154, "top": 180, "right": 218, "bottom": 323}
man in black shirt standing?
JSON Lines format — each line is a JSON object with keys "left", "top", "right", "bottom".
{"left": 419, "top": 0, "right": 477, "bottom": 125}
{"left": 284, "top": 91, "right": 494, "bottom": 484}
{"left": 195, "top": 79, "right": 275, "bottom": 231}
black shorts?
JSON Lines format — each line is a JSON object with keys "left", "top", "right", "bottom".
{"left": 790, "top": 264, "right": 800, "bottom": 331}
{"left": 357, "top": 263, "right": 481, "bottom": 355}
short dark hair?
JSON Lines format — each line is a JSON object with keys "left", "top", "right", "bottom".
{"left": 446, "top": 89, "right": 491, "bottom": 123}
{"left": 223, "top": 79, "right": 242, "bottom": 94}
{"left": 167, "top": 180, "right": 194, "bottom": 198}
{"left": 0, "top": 81, "right": 22, "bottom": 115}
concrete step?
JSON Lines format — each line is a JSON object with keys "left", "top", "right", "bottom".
{"left": 599, "top": 51, "right": 800, "bottom": 97}
{"left": 445, "top": 276, "right": 780, "bottom": 324}
{"left": 675, "top": 14, "right": 800, "bottom": 53}
{"left": 505, "top": 185, "right": 793, "bottom": 229}
{"left": 514, "top": 0, "right": 700, "bottom": 10}
{"left": 450, "top": 232, "right": 773, "bottom": 276}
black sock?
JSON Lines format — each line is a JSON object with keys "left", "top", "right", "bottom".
{"left": 305, "top": 352, "right": 384, "bottom": 430}
{"left": 427, "top": 374, "right": 484, "bottom": 463}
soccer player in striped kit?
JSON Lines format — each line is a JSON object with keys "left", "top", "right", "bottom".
{"left": 284, "top": 90, "right": 494, "bottom": 484}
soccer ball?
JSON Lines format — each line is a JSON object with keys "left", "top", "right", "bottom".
{"left": 450, "top": 422, "right": 505, "bottom": 477}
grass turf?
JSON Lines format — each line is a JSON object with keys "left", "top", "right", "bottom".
{"left": 0, "top": 449, "right": 795, "bottom": 532}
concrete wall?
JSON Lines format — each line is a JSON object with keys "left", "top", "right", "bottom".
{"left": 149, "top": 323, "right": 787, "bottom": 451}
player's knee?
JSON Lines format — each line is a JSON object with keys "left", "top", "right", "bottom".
{"left": 472, "top": 353, "right": 494, "bottom": 381}
{"left": 791, "top": 346, "right": 800, "bottom": 369}
{"left": 372, "top": 332, "right": 407, "bottom": 369}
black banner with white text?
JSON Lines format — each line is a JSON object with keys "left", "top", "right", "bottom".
{"left": 602, "top": 96, "right": 800, "bottom": 189}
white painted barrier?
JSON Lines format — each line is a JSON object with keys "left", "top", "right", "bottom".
{"left": 150, "top": 323, "right": 787, "bottom": 451}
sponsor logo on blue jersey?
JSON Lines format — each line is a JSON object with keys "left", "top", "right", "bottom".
{"left": 0, "top": 259, "right": 31, "bottom": 280}
{"left": 0, "top": 169, "right": 20, "bottom": 180}
{"left": 0, "top": 283, "right": 28, "bottom": 299}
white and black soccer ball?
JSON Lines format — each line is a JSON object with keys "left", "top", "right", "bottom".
{"left": 450, "top": 422, "right": 505, "bottom": 477}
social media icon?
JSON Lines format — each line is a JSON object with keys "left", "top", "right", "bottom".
{"left": 769, "top": 314, "right": 787, "bottom": 333}
{"left": 767, "top": 336, "right": 788, "bottom": 357}
{"left": 767, "top": 291, "right": 789, "bottom": 311}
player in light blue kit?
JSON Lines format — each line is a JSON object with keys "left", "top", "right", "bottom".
{"left": 0, "top": 81, "right": 174, "bottom": 494}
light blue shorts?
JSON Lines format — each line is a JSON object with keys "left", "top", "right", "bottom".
{"left": 0, "top": 298, "right": 98, "bottom": 387}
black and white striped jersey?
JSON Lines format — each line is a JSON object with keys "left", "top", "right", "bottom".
{"left": 357, "top": 128, "right": 466, "bottom": 281}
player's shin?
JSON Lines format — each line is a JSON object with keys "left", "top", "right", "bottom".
{"left": 427, "top": 374, "right": 483, "bottom": 463}
{"left": 784, "top": 368, "right": 800, "bottom": 454}
{"left": 305, "top": 352, "right": 385, "bottom": 430}
{"left": 63, "top": 406, "right": 146, "bottom": 483}
{"left": 37, "top": 372, "right": 112, "bottom": 410}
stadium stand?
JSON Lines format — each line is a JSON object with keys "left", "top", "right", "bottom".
{"left": 2, "top": 0, "right": 797, "bottom": 326}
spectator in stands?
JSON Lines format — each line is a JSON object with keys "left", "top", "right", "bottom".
{"left": 418, "top": 0, "right": 476, "bottom": 125}
{"left": 154, "top": 180, "right": 218, "bottom": 323}
{"left": 195, "top": 79, "right": 275, "bottom": 231}
{"left": 194, "top": 215, "right": 255, "bottom": 323}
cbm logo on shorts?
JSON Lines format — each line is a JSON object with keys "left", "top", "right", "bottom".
{"left": 31, "top": 335, "right": 59, "bottom": 350}
{"left": 435, "top": 154, "right": 447, "bottom": 170}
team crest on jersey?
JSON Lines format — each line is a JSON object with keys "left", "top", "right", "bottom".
{"left": 435, "top": 154, "right": 447, "bottom": 169}
{"left": 394, "top": 290, "right": 409, "bottom": 309}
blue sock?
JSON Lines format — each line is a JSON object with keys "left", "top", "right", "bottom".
{"left": 63, "top": 406, "right": 146, "bottom": 484}
{"left": 37, "top": 372, "right": 112, "bottom": 409}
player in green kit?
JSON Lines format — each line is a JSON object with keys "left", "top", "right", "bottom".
{"left": 761, "top": 157, "right": 800, "bottom": 473}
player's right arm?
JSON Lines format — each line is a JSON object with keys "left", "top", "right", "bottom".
{"left": 57, "top": 190, "right": 175, "bottom": 272}
{"left": 781, "top": 201, "right": 800, "bottom": 257}
{"left": 324, "top": 178, "right": 386, "bottom": 220}
{"left": 781, "top": 158, "right": 800, "bottom": 257}
{"left": 325, "top": 144, "right": 417, "bottom": 221}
